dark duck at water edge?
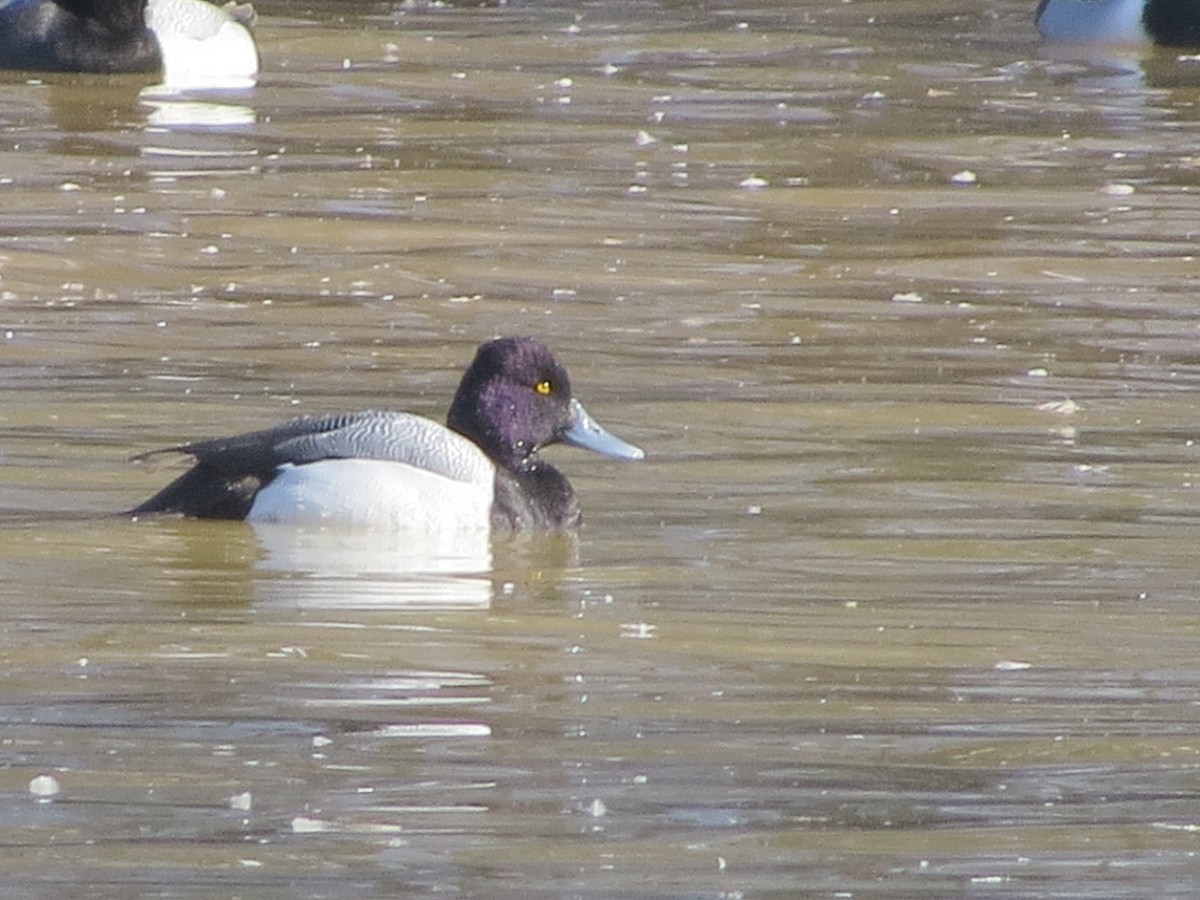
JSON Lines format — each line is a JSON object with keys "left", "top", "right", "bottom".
{"left": 0, "top": 0, "right": 258, "bottom": 85}
{"left": 1037, "top": 0, "right": 1200, "bottom": 46}
{"left": 129, "top": 337, "right": 646, "bottom": 532}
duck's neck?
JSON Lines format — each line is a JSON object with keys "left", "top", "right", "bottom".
{"left": 447, "top": 383, "right": 525, "bottom": 471}
{"left": 492, "top": 462, "right": 581, "bottom": 531}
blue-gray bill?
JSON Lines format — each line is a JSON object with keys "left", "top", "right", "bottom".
{"left": 560, "top": 398, "right": 644, "bottom": 461}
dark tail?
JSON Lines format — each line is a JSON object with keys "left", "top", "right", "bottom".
{"left": 128, "top": 462, "right": 260, "bottom": 520}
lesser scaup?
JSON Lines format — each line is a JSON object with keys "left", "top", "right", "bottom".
{"left": 129, "top": 337, "right": 645, "bottom": 531}
{"left": 0, "top": 0, "right": 258, "bottom": 85}
{"left": 1037, "top": 0, "right": 1200, "bottom": 46}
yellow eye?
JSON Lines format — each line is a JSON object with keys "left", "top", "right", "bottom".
{"left": 535, "top": 379, "right": 553, "bottom": 396}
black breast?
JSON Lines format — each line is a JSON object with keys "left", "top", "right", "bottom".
{"left": 491, "top": 464, "right": 581, "bottom": 531}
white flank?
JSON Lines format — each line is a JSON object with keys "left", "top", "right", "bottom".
{"left": 146, "top": 0, "right": 259, "bottom": 88}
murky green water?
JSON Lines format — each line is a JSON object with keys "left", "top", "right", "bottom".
{"left": 2, "top": 0, "right": 1200, "bottom": 896}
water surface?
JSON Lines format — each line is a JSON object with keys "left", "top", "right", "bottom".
{"left": 2, "top": 1, "right": 1200, "bottom": 896}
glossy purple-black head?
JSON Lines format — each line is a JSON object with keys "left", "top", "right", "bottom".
{"left": 446, "top": 337, "right": 643, "bottom": 474}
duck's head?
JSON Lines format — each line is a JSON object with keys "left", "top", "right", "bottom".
{"left": 446, "top": 336, "right": 643, "bottom": 473}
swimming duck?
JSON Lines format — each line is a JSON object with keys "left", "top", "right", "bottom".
{"left": 0, "top": 0, "right": 258, "bottom": 85}
{"left": 1036, "top": 0, "right": 1200, "bottom": 46}
{"left": 129, "top": 337, "right": 645, "bottom": 531}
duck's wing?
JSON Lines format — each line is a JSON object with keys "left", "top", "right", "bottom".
{"left": 129, "top": 411, "right": 492, "bottom": 519}
{"left": 272, "top": 411, "right": 491, "bottom": 485}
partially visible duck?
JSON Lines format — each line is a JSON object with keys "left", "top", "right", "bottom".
{"left": 1037, "top": 0, "right": 1200, "bottom": 46}
{"left": 0, "top": 0, "right": 258, "bottom": 86}
{"left": 129, "top": 337, "right": 645, "bottom": 532}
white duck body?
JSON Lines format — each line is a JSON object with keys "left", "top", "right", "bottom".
{"left": 146, "top": 0, "right": 258, "bottom": 87}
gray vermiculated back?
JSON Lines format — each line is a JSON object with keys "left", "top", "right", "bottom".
{"left": 190, "top": 410, "right": 493, "bottom": 486}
